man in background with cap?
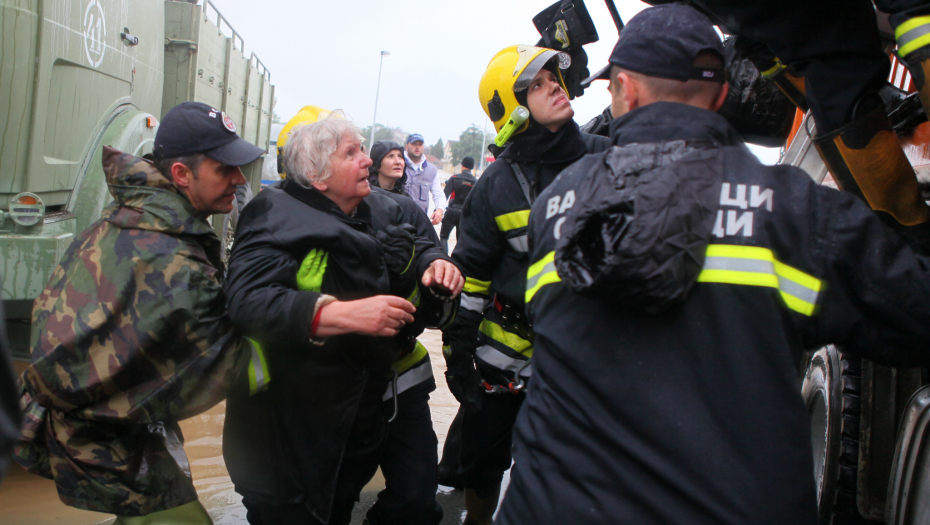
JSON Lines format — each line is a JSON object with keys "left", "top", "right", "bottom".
{"left": 498, "top": 5, "right": 930, "bottom": 525}
{"left": 404, "top": 133, "right": 446, "bottom": 224}
{"left": 14, "top": 101, "right": 259, "bottom": 523}
{"left": 439, "top": 156, "right": 477, "bottom": 253}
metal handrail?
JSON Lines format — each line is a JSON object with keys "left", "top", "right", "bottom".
{"left": 202, "top": 0, "right": 271, "bottom": 81}
{"left": 204, "top": 0, "right": 243, "bottom": 51}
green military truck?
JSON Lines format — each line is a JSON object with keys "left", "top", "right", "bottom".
{"left": 0, "top": 0, "right": 274, "bottom": 359}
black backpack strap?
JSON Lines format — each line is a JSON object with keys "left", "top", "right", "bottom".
{"left": 507, "top": 160, "right": 535, "bottom": 206}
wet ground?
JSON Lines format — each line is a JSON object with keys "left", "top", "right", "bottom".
{"left": 0, "top": 329, "right": 496, "bottom": 525}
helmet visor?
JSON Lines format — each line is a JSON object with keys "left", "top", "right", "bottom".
{"left": 513, "top": 49, "right": 571, "bottom": 93}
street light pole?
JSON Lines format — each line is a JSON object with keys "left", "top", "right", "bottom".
{"left": 478, "top": 118, "right": 488, "bottom": 173}
{"left": 369, "top": 51, "right": 390, "bottom": 148}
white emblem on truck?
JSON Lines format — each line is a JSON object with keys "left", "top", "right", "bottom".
{"left": 83, "top": 0, "right": 107, "bottom": 68}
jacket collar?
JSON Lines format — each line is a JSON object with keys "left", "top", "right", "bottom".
{"left": 404, "top": 151, "right": 427, "bottom": 171}
{"left": 100, "top": 146, "right": 215, "bottom": 237}
{"left": 609, "top": 102, "right": 743, "bottom": 148}
{"left": 282, "top": 178, "right": 373, "bottom": 228}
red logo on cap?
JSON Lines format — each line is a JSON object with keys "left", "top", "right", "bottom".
{"left": 222, "top": 112, "right": 237, "bottom": 133}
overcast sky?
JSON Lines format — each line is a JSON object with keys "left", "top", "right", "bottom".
{"left": 211, "top": 0, "right": 779, "bottom": 163}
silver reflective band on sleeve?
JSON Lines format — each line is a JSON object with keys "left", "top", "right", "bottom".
{"left": 476, "top": 344, "right": 530, "bottom": 374}
{"left": 507, "top": 235, "right": 529, "bottom": 252}
{"left": 461, "top": 294, "right": 489, "bottom": 313}
{"left": 382, "top": 360, "right": 434, "bottom": 400}
{"left": 896, "top": 15, "right": 930, "bottom": 57}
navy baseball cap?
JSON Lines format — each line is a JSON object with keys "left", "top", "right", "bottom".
{"left": 583, "top": 4, "right": 725, "bottom": 86}
{"left": 154, "top": 101, "right": 265, "bottom": 166}
{"left": 406, "top": 133, "right": 425, "bottom": 144}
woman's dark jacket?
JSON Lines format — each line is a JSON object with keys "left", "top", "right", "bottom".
{"left": 223, "top": 179, "right": 448, "bottom": 522}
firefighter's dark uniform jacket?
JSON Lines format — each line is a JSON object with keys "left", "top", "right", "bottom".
{"left": 444, "top": 121, "right": 609, "bottom": 383}
{"left": 443, "top": 170, "right": 477, "bottom": 212}
{"left": 223, "top": 179, "right": 449, "bottom": 523}
{"left": 368, "top": 176, "right": 447, "bottom": 401}
{"left": 497, "top": 102, "right": 930, "bottom": 525}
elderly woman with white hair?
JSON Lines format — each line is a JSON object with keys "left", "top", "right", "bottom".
{"left": 222, "top": 111, "right": 463, "bottom": 525}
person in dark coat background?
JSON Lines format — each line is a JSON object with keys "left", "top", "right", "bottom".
{"left": 497, "top": 6, "right": 930, "bottom": 525}
{"left": 439, "top": 157, "right": 478, "bottom": 254}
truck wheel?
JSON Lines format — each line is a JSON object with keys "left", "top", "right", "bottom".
{"left": 803, "top": 346, "right": 881, "bottom": 525}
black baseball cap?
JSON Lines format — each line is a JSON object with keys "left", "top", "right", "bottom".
{"left": 583, "top": 4, "right": 725, "bottom": 86}
{"left": 153, "top": 101, "right": 265, "bottom": 166}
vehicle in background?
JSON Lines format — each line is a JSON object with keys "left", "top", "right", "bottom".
{"left": 0, "top": 0, "right": 274, "bottom": 360}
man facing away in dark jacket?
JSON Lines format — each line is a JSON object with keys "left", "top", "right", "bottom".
{"left": 498, "top": 5, "right": 930, "bottom": 525}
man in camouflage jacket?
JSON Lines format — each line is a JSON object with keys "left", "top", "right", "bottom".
{"left": 14, "top": 102, "right": 263, "bottom": 519}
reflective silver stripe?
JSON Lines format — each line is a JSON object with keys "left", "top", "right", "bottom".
{"left": 703, "top": 254, "right": 820, "bottom": 306}
{"left": 777, "top": 274, "right": 819, "bottom": 307}
{"left": 703, "top": 256, "right": 772, "bottom": 274}
{"left": 461, "top": 293, "right": 489, "bottom": 313}
{"left": 526, "top": 259, "right": 556, "bottom": 293}
{"left": 898, "top": 21, "right": 930, "bottom": 56}
{"left": 476, "top": 344, "right": 529, "bottom": 373}
{"left": 507, "top": 235, "right": 529, "bottom": 252}
{"left": 382, "top": 360, "right": 434, "bottom": 400}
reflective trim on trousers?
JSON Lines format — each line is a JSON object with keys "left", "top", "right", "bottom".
{"left": 479, "top": 318, "right": 533, "bottom": 357}
{"left": 476, "top": 344, "right": 533, "bottom": 377}
{"left": 697, "top": 244, "right": 822, "bottom": 316}
{"left": 383, "top": 360, "right": 434, "bottom": 401}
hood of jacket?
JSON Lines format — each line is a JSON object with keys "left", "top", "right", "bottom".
{"left": 101, "top": 146, "right": 215, "bottom": 237}
{"left": 556, "top": 102, "right": 733, "bottom": 311}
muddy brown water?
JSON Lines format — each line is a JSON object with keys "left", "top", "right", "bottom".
{"left": 0, "top": 329, "right": 479, "bottom": 525}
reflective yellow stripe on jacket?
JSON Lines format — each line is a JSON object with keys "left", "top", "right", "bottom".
{"left": 495, "top": 210, "right": 530, "bottom": 231}
{"left": 479, "top": 318, "right": 533, "bottom": 358}
{"left": 526, "top": 251, "right": 560, "bottom": 303}
{"left": 464, "top": 277, "right": 492, "bottom": 295}
{"left": 393, "top": 340, "right": 429, "bottom": 374}
{"left": 247, "top": 338, "right": 270, "bottom": 396}
{"left": 697, "top": 244, "right": 822, "bottom": 316}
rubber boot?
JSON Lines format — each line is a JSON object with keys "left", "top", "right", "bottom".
{"left": 114, "top": 501, "right": 214, "bottom": 525}
{"left": 813, "top": 98, "right": 930, "bottom": 226}
{"left": 896, "top": 15, "right": 930, "bottom": 118}
{"left": 463, "top": 485, "right": 501, "bottom": 525}
{"left": 759, "top": 58, "right": 808, "bottom": 111}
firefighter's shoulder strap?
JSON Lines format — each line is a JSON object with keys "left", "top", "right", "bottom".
{"left": 506, "top": 160, "right": 535, "bottom": 206}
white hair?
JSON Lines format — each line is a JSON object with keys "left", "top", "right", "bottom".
{"left": 283, "top": 110, "right": 361, "bottom": 188}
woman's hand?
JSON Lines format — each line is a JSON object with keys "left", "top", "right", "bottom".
{"left": 422, "top": 259, "right": 464, "bottom": 297}
{"left": 315, "top": 296, "right": 416, "bottom": 337}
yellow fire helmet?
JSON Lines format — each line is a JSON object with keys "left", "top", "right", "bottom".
{"left": 478, "top": 45, "right": 571, "bottom": 143}
{"left": 276, "top": 105, "right": 332, "bottom": 177}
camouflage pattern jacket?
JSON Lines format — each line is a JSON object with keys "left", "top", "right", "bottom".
{"left": 14, "top": 147, "right": 249, "bottom": 516}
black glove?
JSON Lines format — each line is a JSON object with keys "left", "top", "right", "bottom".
{"left": 376, "top": 224, "right": 418, "bottom": 297}
{"left": 445, "top": 352, "right": 484, "bottom": 412}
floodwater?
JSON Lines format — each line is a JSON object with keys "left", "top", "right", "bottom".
{"left": 0, "top": 328, "right": 487, "bottom": 525}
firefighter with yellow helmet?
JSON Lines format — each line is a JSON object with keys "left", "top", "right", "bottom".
{"left": 439, "top": 45, "right": 610, "bottom": 525}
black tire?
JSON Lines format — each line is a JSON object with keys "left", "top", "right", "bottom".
{"left": 802, "top": 346, "right": 880, "bottom": 525}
